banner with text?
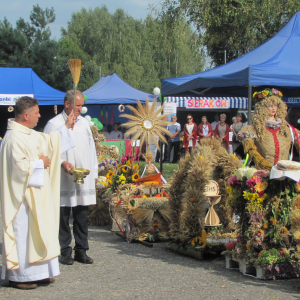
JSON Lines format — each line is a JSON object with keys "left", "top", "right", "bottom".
{"left": 185, "top": 98, "right": 230, "bottom": 109}
{"left": 0, "top": 94, "right": 34, "bottom": 106}
{"left": 163, "top": 102, "right": 177, "bottom": 121}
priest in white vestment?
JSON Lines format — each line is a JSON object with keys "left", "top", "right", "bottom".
{"left": 44, "top": 90, "right": 97, "bottom": 265}
{"left": 0, "top": 97, "right": 75, "bottom": 289}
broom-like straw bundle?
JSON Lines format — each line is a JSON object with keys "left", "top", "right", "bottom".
{"left": 68, "top": 59, "right": 82, "bottom": 129}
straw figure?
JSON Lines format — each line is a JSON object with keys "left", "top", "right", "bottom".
{"left": 238, "top": 88, "right": 299, "bottom": 171}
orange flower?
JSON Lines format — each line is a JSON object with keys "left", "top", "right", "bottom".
{"left": 190, "top": 198, "right": 195, "bottom": 202}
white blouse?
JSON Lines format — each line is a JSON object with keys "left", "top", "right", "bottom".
{"left": 186, "top": 124, "right": 194, "bottom": 147}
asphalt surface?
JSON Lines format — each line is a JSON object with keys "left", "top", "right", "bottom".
{"left": 0, "top": 219, "right": 300, "bottom": 299}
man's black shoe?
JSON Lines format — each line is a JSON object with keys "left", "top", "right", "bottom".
{"left": 59, "top": 254, "right": 74, "bottom": 265}
{"left": 74, "top": 252, "right": 94, "bottom": 264}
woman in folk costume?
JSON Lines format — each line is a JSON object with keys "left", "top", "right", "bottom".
{"left": 183, "top": 114, "right": 198, "bottom": 154}
{"left": 238, "top": 88, "right": 300, "bottom": 171}
{"left": 214, "top": 113, "right": 230, "bottom": 150}
{"left": 232, "top": 113, "right": 244, "bottom": 152}
{"left": 198, "top": 116, "right": 213, "bottom": 141}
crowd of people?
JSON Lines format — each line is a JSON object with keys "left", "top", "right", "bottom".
{"left": 97, "top": 113, "right": 248, "bottom": 165}
{"left": 158, "top": 112, "right": 247, "bottom": 164}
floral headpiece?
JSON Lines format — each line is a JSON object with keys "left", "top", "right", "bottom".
{"left": 253, "top": 88, "right": 283, "bottom": 102}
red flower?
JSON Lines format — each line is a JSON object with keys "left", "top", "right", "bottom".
{"left": 258, "top": 94, "right": 263, "bottom": 98}
{"left": 279, "top": 251, "right": 285, "bottom": 257}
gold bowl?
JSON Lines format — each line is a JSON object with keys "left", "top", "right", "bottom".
{"left": 70, "top": 168, "right": 90, "bottom": 184}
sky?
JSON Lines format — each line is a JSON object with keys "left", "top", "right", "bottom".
{"left": 0, "top": 0, "right": 161, "bottom": 39}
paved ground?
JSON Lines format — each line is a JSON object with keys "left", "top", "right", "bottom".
{"left": 0, "top": 221, "right": 300, "bottom": 300}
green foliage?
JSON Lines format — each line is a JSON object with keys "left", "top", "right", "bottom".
{"left": 0, "top": 5, "right": 62, "bottom": 89}
{"left": 0, "top": 4, "right": 204, "bottom": 93}
{"left": 257, "top": 248, "right": 290, "bottom": 266}
{"left": 161, "top": 0, "right": 300, "bottom": 66}
{"left": 61, "top": 6, "right": 204, "bottom": 93}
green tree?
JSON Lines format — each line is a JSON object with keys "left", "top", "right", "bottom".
{"left": 61, "top": 5, "right": 204, "bottom": 93}
{"left": 161, "top": 0, "right": 300, "bottom": 66}
{"left": 0, "top": 5, "right": 62, "bottom": 89}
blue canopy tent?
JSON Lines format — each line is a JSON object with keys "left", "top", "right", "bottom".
{"left": 83, "top": 73, "right": 156, "bottom": 125}
{"left": 0, "top": 67, "right": 67, "bottom": 137}
{"left": 0, "top": 67, "right": 65, "bottom": 105}
{"left": 161, "top": 11, "right": 300, "bottom": 113}
{"left": 84, "top": 73, "right": 155, "bottom": 104}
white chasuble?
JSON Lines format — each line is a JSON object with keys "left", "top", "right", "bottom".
{"left": 0, "top": 119, "right": 73, "bottom": 280}
{"left": 44, "top": 111, "right": 97, "bottom": 207}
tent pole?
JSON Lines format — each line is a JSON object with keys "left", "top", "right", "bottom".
{"left": 247, "top": 86, "right": 252, "bottom": 125}
{"left": 160, "top": 94, "right": 164, "bottom": 173}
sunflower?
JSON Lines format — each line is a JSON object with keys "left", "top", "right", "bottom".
{"left": 122, "top": 166, "right": 128, "bottom": 173}
{"left": 117, "top": 163, "right": 122, "bottom": 169}
{"left": 106, "top": 170, "right": 114, "bottom": 178}
{"left": 107, "top": 179, "right": 112, "bottom": 185}
{"left": 120, "top": 98, "right": 170, "bottom": 151}
{"left": 103, "top": 182, "right": 109, "bottom": 188}
{"left": 132, "top": 173, "right": 140, "bottom": 182}
{"left": 132, "top": 164, "right": 139, "bottom": 172}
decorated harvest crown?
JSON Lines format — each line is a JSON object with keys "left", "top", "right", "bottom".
{"left": 253, "top": 88, "right": 283, "bottom": 103}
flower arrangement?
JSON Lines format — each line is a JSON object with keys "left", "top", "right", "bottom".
{"left": 227, "top": 167, "right": 269, "bottom": 216}
{"left": 226, "top": 165, "right": 298, "bottom": 268}
{"left": 257, "top": 248, "right": 290, "bottom": 266}
{"left": 253, "top": 88, "right": 283, "bottom": 102}
{"left": 98, "top": 158, "right": 118, "bottom": 173}
{"left": 107, "top": 156, "right": 140, "bottom": 192}
{"left": 188, "top": 230, "right": 207, "bottom": 250}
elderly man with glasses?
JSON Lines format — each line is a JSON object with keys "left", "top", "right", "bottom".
{"left": 164, "top": 115, "right": 181, "bottom": 164}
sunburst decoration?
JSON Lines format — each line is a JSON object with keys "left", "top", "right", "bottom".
{"left": 121, "top": 98, "right": 170, "bottom": 150}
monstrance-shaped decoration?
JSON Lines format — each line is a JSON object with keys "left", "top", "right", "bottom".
{"left": 204, "top": 180, "right": 222, "bottom": 226}
{"left": 120, "top": 98, "right": 170, "bottom": 151}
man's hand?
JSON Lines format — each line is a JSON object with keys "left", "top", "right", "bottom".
{"left": 65, "top": 110, "right": 75, "bottom": 129}
{"left": 40, "top": 155, "right": 50, "bottom": 169}
{"left": 62, "top": 161, "right": 74, "bottom": 173}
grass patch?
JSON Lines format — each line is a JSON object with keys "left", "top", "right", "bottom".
{"left": 138, "top": 161, "right": 178, "bottom": 182}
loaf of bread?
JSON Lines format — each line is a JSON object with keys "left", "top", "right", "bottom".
{"left": 277, "top": 160, "right": 300, "bottom": 171}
